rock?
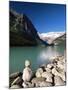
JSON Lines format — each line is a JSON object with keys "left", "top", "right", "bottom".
{"left": 35, "top": 68, "right": 43, "bottom": 78}
{"left": 58, "top": 56, "right": 64, "bottom": 61}
{"left": 40, "top": 64, "right": 47, "bottom": 71}
{"left": 31, "top": 77, "right": 52, "bottom": 87}
{"left": 39, "top": 81, "right": 52, "bottom": 87}
{"left": 22, "top": 82, "right": 28, "bottom": 88}
{"left": 47, "top": 64, "right": 54, "bottom": 69}
{"left": 22, "top": 67, "right": 33, "bottom": 82}
{"left": 54, "top": 76, "right": 65, "bottom": 86}
{"left": 11, "top": 76, "right": 23, "bottom": 86}
{"left": 31, "top": 77, "right": 45, "bottom": 84}
{"left": 59, "top": 72, "right": 66, "bottom": 81}
{"left": 57, "top": 61, "right": 65, "bottom": 70}
{"left": 52, "top": 67, "right": 65, "bottom": 81}
{"left": 25, "top": 60, "right": 31, "bottom": 67}
{"left": 22, "top": 82, "right": 34, "bottom": 88}
{"left": 9, "top": 72, "right": 22, "bottom": 79}
{"left": 45, "top": 68, "right": 52, "bottom": 73}
{"left": 52, "top": 68, "right": 59, "bottom": 76}
{"left": 42, "top": 72, "right": 53, "bottom": 83}
{"left": 10, "top": 85, "right": 22, "bottom": 89}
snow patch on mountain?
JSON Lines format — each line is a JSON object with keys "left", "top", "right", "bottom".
{"left": 38, "top": 32, "right": 65, "bottom": 44}
{"left": 38, "top": 32, "right": 65, "bottom": 39}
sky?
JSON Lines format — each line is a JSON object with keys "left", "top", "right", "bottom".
{"left": 10, "top": 1, "right": 66, "bottom": 33}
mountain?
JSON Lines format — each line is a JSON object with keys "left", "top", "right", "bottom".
{"left": 10, "top": 9, "right": 65, "bottom": 46}
{"left": 38, "top": 32, "right": 66, "bottom": 45}
{"left": 53, "top": 33, "right": 66, "bottom": 45}
{"left": 10, "top": 9, "right": 39, "bottom": 46}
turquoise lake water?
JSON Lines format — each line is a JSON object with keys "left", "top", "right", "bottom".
{"left": 10, "top": 44, "right": 65, "bottom": 74}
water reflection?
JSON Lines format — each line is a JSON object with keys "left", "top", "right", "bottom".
{"left": 37, "top": 46, "right": 62, "bottom": 65}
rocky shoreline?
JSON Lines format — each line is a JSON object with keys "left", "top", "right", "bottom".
{"left": 9, "top": 55, "right": 66, "bottom": 89}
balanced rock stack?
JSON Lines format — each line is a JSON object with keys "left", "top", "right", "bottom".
{"left": 9, "top": 55, "right": 66, "bottom": 88}
{"left": 22, "top": 60, "right": 34, "bottom": 88}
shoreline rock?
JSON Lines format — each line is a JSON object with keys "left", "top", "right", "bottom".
{"left": 9, "top": 55, "right": 66, "bottom": 88}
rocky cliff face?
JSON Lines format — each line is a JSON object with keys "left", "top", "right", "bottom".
{"left": 10, "top": 9, "right": 39, "bottom": 46}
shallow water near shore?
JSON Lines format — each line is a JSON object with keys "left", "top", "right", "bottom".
{"left": 10, "top": 44, "right": 65, "bottom": 74}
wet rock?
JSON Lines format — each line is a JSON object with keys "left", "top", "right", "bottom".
{"left": 35, "top": 68, "right": 43, "bottom": 78}
{"left": 22, "top": 67, "right": 33, "bottom": 82}
{"left": 42, "top": 72, "right": 53, "bottom": 83}
{"left": 11, "top": 76, "right": 23, "bottom": 86}
{"left": 10, "top": 85, "right": 22, "bottom": 89}
{"left": 54, "top": 76, "right": 65, "bottom": 86}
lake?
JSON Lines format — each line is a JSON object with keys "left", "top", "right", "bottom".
{"left": 9, "top": 44, "right": 65, "bottom": 74}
